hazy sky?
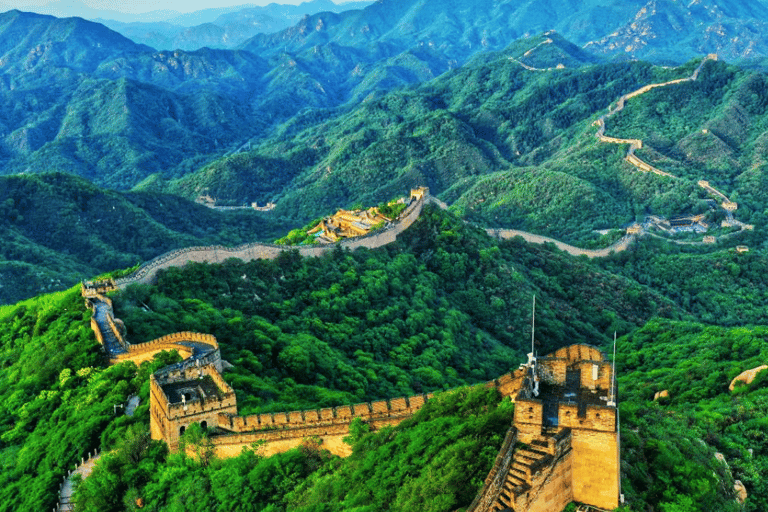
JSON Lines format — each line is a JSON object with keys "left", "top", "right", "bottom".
{"left": 0, "top": 0, "right": 340, "bottom": 20}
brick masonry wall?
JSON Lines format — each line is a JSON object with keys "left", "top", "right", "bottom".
{"left": 514, "top": 398, "right": 544, "bottom": 443}
{"left": 570, "top": 429, "right": 620, "bottom": 510}
{"left": 558, "top": 403, "right": 616, "bottom": 432}
{"left": 527, "top": 437, "right": 574, "bottom": 512}
{"left": 110, "top": 332, "right": 218, "bottom": 367}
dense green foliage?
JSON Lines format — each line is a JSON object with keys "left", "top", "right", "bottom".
{"left": 618, "top": 319, "right": 768, "bottom": 511}
{"left": 5, "top": 8, "right": 768, "bottom": 511}
{"left": 0, "top": 287, "right": 176, "bottom": 512}
{"left": 112, "top": 208, "right": 675, "bottom": 413}
{"left": 2, "top": 208, "right": 767, "bottom": 511}
{"left": 0, "top": 173, "right": 289, "bottom": 305}
{"left": 285, "top": 386, "right": 513, "bottom": 512}
{"left": 601, "top": 237, "right": 768, "bottom": 325}
{"left": 73, "top": 385, "right": 512, "bottom": 512}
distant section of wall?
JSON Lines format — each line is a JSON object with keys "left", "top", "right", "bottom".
{"left": 486, "top": 229, "right": 635, "bottom": 258}
{"left": 115, "top": 188, "right": 428, "bottom": 288}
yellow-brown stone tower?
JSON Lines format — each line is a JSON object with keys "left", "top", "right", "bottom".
{"left": 150, "top": 363, "right": 238, "bottom": 451}
{"left": 513, "top": 344, "right": 620, "bottom": 510}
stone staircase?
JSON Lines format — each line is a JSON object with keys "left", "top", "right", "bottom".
{"left": 485, "top": 429, "right": 572, "bottom": 512}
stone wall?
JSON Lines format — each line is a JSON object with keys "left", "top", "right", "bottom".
{"left": 557, "top": 403, "right": 616, "bottom": 433}
{"left": 570, "top": 428, "right": 620, "bottom": 509}
{"left": 210, "top": 414, "right": 409, "bottom": 458}
{"left": 538, "top": 345, "right": 613, "bottom": 391}
{"left": 220, "top": 394, "right": 431, "bottom": 434}
{"left": 465, "top": 428, "right": 518, "bottom": 512}
{"left": 211, "top": 393, "right": 434, "bottom": 457}
{"left": 514, "top": 397, "right": 545, "bottom": 443}
{"left": 115, "top": 189, "right": 427, "bottom": 288}
{"left": 207, "top": 368, "right": 527, "bottom": 459}
{"left": 524, "top": 430, "right": 574, "bottom": 512}
{"left": 89, "top": 317, "right": 104, "bottom": 346}
{"left": 110, "top": 332, "right": 219, "bottom": 368}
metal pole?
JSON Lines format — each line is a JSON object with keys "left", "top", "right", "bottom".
{"left": 612, "top": 331, "right": 617, "bottom": 403}
{"left": 531, "top": 295, "right": 536, "bottom": 357}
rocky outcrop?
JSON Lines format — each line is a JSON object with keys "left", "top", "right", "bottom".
{"left": 729, "top": 365, "right": 768, "bottom": 391}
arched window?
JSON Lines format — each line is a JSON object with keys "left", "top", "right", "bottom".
{"left": 180, "top": 425, "right": 186, "bottom": 436}
{"left": 201, "top": 420, "right": 208, "bottom": 430}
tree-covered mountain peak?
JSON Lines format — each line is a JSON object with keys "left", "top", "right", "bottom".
{"left": 0, "top": 10, "right": 152, "bottom": 73}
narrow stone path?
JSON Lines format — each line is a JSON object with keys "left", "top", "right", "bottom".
{"left": 93, "top": 299, "right": 127, "bottom": 356}
{"left": 57, "top": 451, "right": 101, "bottom": 512}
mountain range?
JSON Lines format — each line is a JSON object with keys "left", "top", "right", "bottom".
{"left": 3, "top": 3, "right": 768, "bottom": 511}
{"left": 96, "top": 0, "right": 374, "bottom": 51}
{"left": 3, "top": 0, "right": 768, "bottom": 194}
{"left": 2, "top": 0, "right": 768, "bottom": 302}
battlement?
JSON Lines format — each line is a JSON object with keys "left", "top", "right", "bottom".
{"left": 150, "top": 363, "right": 237, "bottom": 451}
{"left": 508, "top": 343, "right": 619, "bottom": 511}
{"left": 151, "top": 366, "right": 528, "bottom": 459}
{"left": 218, "top": 394, "right": 431, "bottom": 435}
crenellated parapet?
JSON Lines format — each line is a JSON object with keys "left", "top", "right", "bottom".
{"left": 150, "top": 363, "right": 238, "bottom": 451}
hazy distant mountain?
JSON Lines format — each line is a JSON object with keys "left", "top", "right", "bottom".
{"left": 5, "top": 0, "right": 768, "bottom": 192}
{"left": 584, "top": 0, "right": 768, "bottom": 62}
{"left": 240, "top": 0, "right": 768, "bottom": 63}
{"left": 97, "top": 0, "right": 374, "bottom": 51}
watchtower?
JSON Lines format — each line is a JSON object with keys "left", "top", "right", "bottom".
{"left": 150, "top": 363, "right": 238, "bottom": 451}
{"left": 513, "top": 344, "right": 620, "bottom": 510}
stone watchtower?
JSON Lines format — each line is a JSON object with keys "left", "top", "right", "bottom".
{"left": 150, "top": 363, "right": 238, "bottom": 451}
{"left": 513, "top": 344, "right": 620, "bottom": 510}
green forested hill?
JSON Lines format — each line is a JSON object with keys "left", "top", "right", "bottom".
{"left": 174, "top": 54, "right": 768, "bottom": 250}
{"left": 3, "top": 208, "right": 768, "bottom": 511}
{"left": 0, "top": 173, "right": 289, "bottom": 305}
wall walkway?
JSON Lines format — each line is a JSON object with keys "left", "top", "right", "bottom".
{"left": 114, "top": 190, "right": 426, "bottom": 288}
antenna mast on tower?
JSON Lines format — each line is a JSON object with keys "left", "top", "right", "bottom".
{"left": 531, "top": 295, "right": 536, "bottom": 358}
{"left": 530, "top": 295, "right": 539, "bottom": 397}
{"left": 608, "top": 331, "right": 617, "bottom": 406}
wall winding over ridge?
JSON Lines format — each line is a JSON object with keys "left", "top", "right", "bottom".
{"left": 115, "top": 190, "right": 427, "bottom": 288}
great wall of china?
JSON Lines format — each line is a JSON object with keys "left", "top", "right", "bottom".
{"left": 77, "top": 187, "right": 621, "bottom": 510}
{"left": 63, "top": 55, "right": 764, "bottom": 511}
{"left": 113, "top": 188, "right": 429, "bottom": 288}
{"left": 82, "top": 271, "right": 621, "bottom": 511}
{"left": 593, "top": 54, "right": 754, "bottom": 245}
